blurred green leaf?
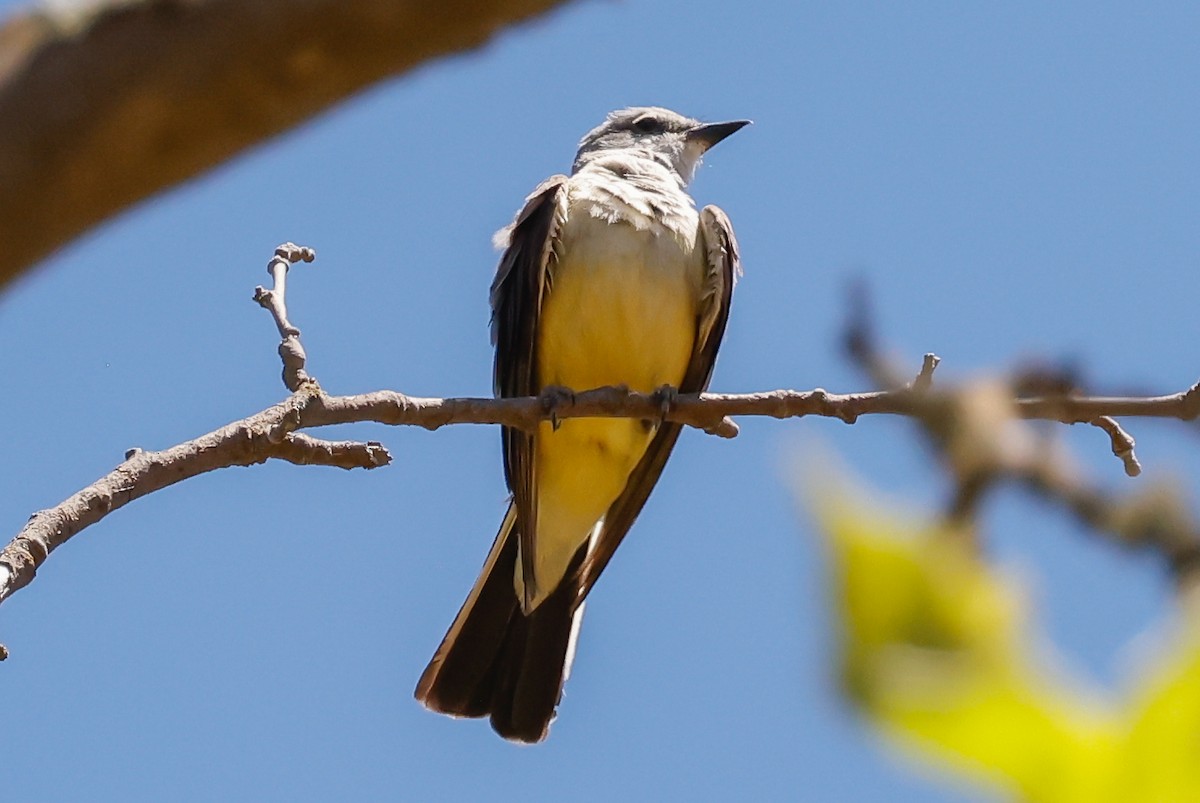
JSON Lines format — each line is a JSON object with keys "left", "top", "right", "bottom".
{"left": 810, "top": 480, "right": 1165, "bottom": 802}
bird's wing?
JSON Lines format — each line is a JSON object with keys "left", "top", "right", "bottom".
{"left": 572, "top": 204, "right": 740, "bottom": 607}
{"left": 490, "top": 175, "right": 569, "bottom": 611}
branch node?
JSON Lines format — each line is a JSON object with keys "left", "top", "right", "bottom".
{"left": 274, "top": 243, "right": 316, "bottom": 264}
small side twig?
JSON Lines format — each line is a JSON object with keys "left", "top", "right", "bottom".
{"left": 1090, "top": 416, "right": 1141, "bottom": 478}
{"left": 912, "top": 353, "right": 940, "bottom": 392}
{"left": 275, "top": 433, "right": 391, "bottom": 469}
{"left": 254, "top": 242, "right": 316, "bottom": 391}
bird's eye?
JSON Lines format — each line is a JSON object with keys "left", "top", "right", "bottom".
{"left": 633, "top": 116, "right": 665, "bottom": 134}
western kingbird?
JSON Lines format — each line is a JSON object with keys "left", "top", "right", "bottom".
{"left": 415, "top": 107, "right": 747, "bottom": 742}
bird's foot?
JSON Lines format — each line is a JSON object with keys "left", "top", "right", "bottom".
{"left": 651, "top": 384, "right": 679, "bottom": 427}
{"left": 540, "top": 385, "right": 576, "bottom": 431}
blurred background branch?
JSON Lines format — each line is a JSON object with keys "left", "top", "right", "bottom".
{"left": 842, "top": 283, "right": 1200, "bottom": 586}
{"left": 0, "top": 0, "right": 572, "bottom": 290}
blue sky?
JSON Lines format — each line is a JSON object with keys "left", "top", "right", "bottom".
{"left": 2, "top": 1, "right": 1198, "bottom": 800}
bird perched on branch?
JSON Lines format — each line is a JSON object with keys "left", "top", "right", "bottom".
{"left": 415, "top": 106, "right": 748, "bottom": 742}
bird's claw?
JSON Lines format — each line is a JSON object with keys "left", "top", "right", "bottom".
{"left": 540, "top": 385, "right": 576, "bottom": 431}
{"left": 652, "top": 384, "right": 679, "bottom": 426}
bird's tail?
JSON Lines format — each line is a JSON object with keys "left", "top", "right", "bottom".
{"left": 414, "top": 506, "right": 586, "bottom": 743}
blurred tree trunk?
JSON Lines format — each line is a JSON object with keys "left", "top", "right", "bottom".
{"left": 0, "top": 0, "right": 571, "bottom": 290}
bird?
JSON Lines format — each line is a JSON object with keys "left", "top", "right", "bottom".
{"left": 414, "top": 106, "right": 747, "bottom": 743}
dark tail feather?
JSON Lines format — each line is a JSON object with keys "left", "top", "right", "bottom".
{"left": 414, "top": 508, "right": 586, "bottom": 743}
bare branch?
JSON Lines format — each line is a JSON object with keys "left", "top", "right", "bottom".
{"left": 6, "top": 377, "right": 1199, "bottom": 616}
{"left": 0, "top": 0, "right": 573, "bottom": 288}
{"left": 841, "top": 281, "right": 1193, "bottom": 465}
{"left": 300, "top": 383, "right": 1200, "bottom": 432}
{"left": 1014, "top": 452, "right": 1200, "bottom": 586}
{"left": 0, "top": 388, "right": 392, "bottom": 612}
{"left": 841, "top": 286, "right": 1200, "bottom": 586}
{"left": 1015, "top": 384, "right": 1200, "bottom": 423}
{"left": 5, "top": 254, "right": 1199, "bottom": 638}
{"left": 307, "top": 386, "right": 911, "bottom": 432}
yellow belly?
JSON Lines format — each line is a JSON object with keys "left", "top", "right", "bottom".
{"left": 524, "top": 230, "right": 701, "bottom": 601}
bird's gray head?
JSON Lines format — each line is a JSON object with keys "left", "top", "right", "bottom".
{"left": 572, "top": 107, "right": 750, "bottom": 184}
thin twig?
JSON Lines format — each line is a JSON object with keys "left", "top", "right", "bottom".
{"left": 1090, "top": 416, "right": 1141, "bottom": 478}
{"left": 1015, "top": 385, "right": 1200, "bottom": 422}
{"left": 912, "top": 353, "right": 940, "bottom": 391}
{"left": 254, "top": 242, "right": 316, "bottom": 391}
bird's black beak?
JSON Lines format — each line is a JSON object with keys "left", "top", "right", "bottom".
{"left": 687, "top": 119, "right": 752, "bottom": 150}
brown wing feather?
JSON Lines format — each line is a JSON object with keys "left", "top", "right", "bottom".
{"left": 490, "top": 176, "right": 569, "bottom": 610}
{"left": 571, "top": 205, "right": 740, "bottom": 607}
